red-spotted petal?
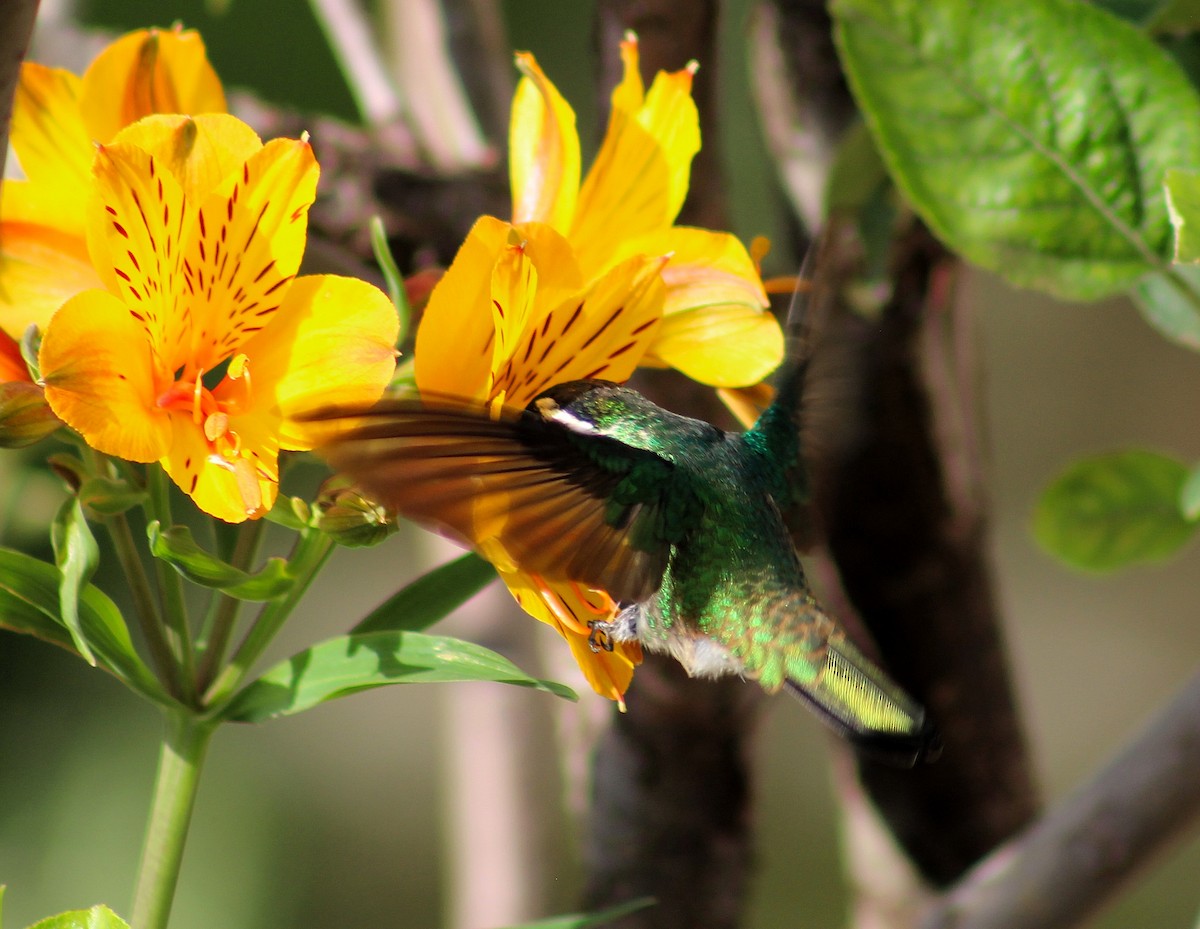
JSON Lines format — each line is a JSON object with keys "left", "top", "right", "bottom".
{"left": 39, "top": 288, "right": 171, "bottom": 462}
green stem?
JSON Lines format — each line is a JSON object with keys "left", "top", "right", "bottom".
{"left": 202, "top": 529, "right": 334, "bottom": 709}
{"left": 105, "top": 509, "right": 182, "bottom": 699}
{"left": 195, "top": 519, "right": 265, "bottom": 693}
{"left": 146, "top": 467, "right": 196, "bottom": 703}
{"left": 130, "top": 711, "right": 215, "bottom": 929}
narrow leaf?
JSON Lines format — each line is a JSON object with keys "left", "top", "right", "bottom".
{"left": 0, "top": 548, "right": 167, "bottom": 703}
{"left": 1034, "top": 450, "right": 1196, "bottom": 571}
{"left": 351, "top": 552, "right": 496, "bottom": 634}
{"left": 370, "top": 214, "right": 411, "bottom": 346}
{"left": 51, "top": 498, "right": 99, "bottom": 665}
{"left": 833, "top": 0, "right": 1200, "bottom": 300}
{"left": 221, "top": 630, "right": 576, "bottom": 722}
{"left": 496, "top": 898, "right": 656, "bottom": 929}
{"left": 25, "top": 905, "right": 131, "bottom": 929}
{"left": 147, "top": 521, "right": 293, "bottom": 600}
{"left": 1166, "top": 168, "right": 1200, "bottom": 263}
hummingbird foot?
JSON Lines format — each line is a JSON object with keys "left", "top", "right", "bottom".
{"left": 587, "top": 620, "right": 615, "bottom": 653}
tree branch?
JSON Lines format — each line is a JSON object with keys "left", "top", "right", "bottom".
{"left": 922, "top": 669, "right": 1200, "bottom": 929}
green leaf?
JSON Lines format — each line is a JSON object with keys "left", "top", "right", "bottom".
{"left": 496, "top": 898, "right": 656, "bottom": 929}
{"left": 1180, "top": 461, "right": 1200, "bottom": 519}
{"left": 1034, "top": 450, "right": 1197, "bottom": 570}
{"left": 77, "top": 476, "right": 148, "bottom": 516}
{"left": 832, "top": 0, "right": 1200, "bottom": 300}
{"left": 1166, "top": 168, "right": 1200, "bottom": 263}
{"left": 51, "top": 497, "right": 100, "bottom": 665}
{"left": 370, "top": 214, "right": 410, "bottom": 346}
{"left": 351, "top": 552, "right": 496, "bottom": 634}
{"left": 221, "top": 630, "right": 576, "bottom": 722}
{"left": 1130, "top": 264, "right": 1200, "bottom": 350}
{"left": 24, "top": 905, "right": 131, "bottom": 929}
{"left": 0, "top": 548, "right": 167, "bottom": 704}
{"left": 147, "top": 521, "right": 293, "bottom": 600}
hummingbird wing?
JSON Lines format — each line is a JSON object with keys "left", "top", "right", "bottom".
{"left": 307, "top": 396, "right": 678, "bottom": 603}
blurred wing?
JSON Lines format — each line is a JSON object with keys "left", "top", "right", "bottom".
{"left": 308, "top": 397, "right": 677, "bottom": 603}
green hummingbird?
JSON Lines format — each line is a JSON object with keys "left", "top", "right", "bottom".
{"left": 311, "top": 239, "right": 938, "bottom": 767}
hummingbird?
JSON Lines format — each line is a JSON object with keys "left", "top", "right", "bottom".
{"left": 310, "top": 235, "right": 939, "bottom": 767}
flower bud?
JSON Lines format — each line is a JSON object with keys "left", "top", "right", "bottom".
{"left": 0, "top": 382, "right": 61, "bottom": 448}
{"left": 316, "top": 476, "right": 395, "bottom": 547}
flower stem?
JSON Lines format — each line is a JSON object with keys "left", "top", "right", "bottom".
{"left": 202, "top": 529, "right": 334, "bottom": 708}
{"left": 130, "top": 711, "right": 215, "bottom": 929}
{"left": 195, "top": 519, "right": 265, "bottom": 693}
{"left": 146, "top": 467, "right": 197, "bottom": 703}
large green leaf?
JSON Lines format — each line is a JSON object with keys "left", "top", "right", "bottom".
{"left": 1130, "top": 263, "right": 1200, "bottom": 350}
{"left": 833, "top": 0, "right": 1200, "bottom": 300}
{"left": 0, "top": 548, "right": 167, "bottom": 703}
{"left": 351, "top": 552, "right": 496, "bottom": 634}
{"left": 221, "top": 630, "right": 576, "bottom": 722}
{"left": 1034, "top": 450, "right": 1197, "bottom": 570}
{"left": 147, "top": 521, "right": 293, "bottom": 600}
{"left": 24, "top": 906, "right": 130, "bottom": 929}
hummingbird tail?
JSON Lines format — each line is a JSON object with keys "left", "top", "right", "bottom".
{"left": 784, "top": 637, "right": 941, "bottom": 768}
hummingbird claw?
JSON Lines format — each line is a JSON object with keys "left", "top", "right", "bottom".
{"left": 587, "top": 620, "right": 615, "bottom": 653}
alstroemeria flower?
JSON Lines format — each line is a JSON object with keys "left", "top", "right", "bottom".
{"left": 0, "top": 329, "right": 27, "bottom": 384}
{"left": 509, "top": 34, "right": 782, "bottom": 387}
{"left": 416, "top": 215, "right": 670, "bottom": 703}
{"left": 1, "top": 27, "right": 225, "bottom": 337}
{"left": 39, "top": 114, "right": 398, "bottom": 522}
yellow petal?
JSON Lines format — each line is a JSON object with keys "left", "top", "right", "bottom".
{"left": 39, "top": 289, "right": 171, "bottom": 462}
{"left": 0, "top": 208, "right": 105, "bottom": 334}
{"left": 86, "top": 139, "right": 190, "bottom": 372}
{"left": 510, "top": 53, "right": 580, "bottom": 230}
{"left": 10, "top": 63, "right": 90, "bottom": 204}
{"left": 492, "top": 253, "right": 666, "bottom": 409}
{"left": 570, "top": 55, "right": 699, "bottom": 278}
{"left": 80, "top": 28, "right": 227, "bottom": 144}
{"left": 630, "top": 227, "right": 781, "bottom": 387}
{"left": 161, "top": 414, "right": 278, "bottom": 523}
{"left": 111, "top": 113, "right": 262, "bottom": 208}
{"left": 415, "top": 215, "right": 512, "bottom": 401}
{"left": 506, "top": 571, "right": 640, "bottom": 702}
{"left": 182, "top": 133, "right": 318, "bottom": 371}
{"left": 236, "top": 274, "right": 399, "bottom": 450}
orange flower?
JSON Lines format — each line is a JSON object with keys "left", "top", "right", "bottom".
{"left": 39, "top": 114, "right": 397, "bottom": 522}
{"left": 509, "top": 34, "right": 782, "bottom": 387}
{"left": 416, "top": 217, "right": 667, "bottom": 703}
{"left": 1, "top": 27, "right": 225, "bottom": 337}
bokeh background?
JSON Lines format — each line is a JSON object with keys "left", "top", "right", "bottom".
{"left": 2, "top": 1, "right": 1199, "bottom": 927}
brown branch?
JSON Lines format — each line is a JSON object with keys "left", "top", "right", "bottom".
{"left": 581, "top": 4, "right": 764, "bottom": 928}
{"left": 921, "top": 669, "right": 1200, "bottom": 929}
{"left": 0, "top": 0, "right": 40, "bottom": 189}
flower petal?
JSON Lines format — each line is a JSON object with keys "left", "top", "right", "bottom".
{"left": 80, "top": 28, "right": 226, "bottom": 144}
{"left": 112, "top": 113, "right": 262, "bottom": 208}
{"left": 505, "top": 571, "right": 640, "bottom": 702}
{"left": 0, "top": 197, "right": 105, "bottom": 334}
{"left": 626, "top": 227, "right": 781, "bottom": 387}
{"left": 415, "top": 215, "right": 513, "bottom": 402}
{"left": 510, "top": 53, "right": 580, "bottom": 230}
{"left": 86, "top": 138, "right": 191, "bottom": 372}
{"left": 162, "top": 413, "right": 279, "bottom": 523}
{"left": 236, "top": 274, "right": 399, "bottom": 450}
{"left": 183, "top": 132, "right": 318, "bottom": 371}
{"left": 9, "top": 63, "right": 91, "bottom": 204}
{"left": 570, "top": 46, "right": 699, "bottom": 278}
{"left": 40, "top": 289, "right": 170, "bottom": 462}
{"left": 0, "top": 327, "right": 28, "bottom": 383}
{"left": 491, "top": 252, "right": 666, "bottom": 409}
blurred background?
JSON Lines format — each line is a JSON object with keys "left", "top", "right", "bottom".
{"left": 1, "top": 1, "right": 1199, "bottom": 927}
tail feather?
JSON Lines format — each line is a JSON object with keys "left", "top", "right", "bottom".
{"left": 786, "top": 637, "right": 940, "bottom": 768}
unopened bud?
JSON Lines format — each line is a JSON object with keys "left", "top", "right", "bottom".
{"left": 0, "top": 382, "right": 61, "bottom": 448}
{"left": 316, "top": 476, "right": 395, "bottom": 547}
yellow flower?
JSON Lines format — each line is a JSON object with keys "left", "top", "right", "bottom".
{"left": 0, "top": 27, "right": 225, "bottom": 337}
{"left": 509, "top": 34, "right": 782, "bottom": 387}
{"left": 416, "top": 216, "right": 670, "bottom": 704}
{"left": 39, "top": 114, "right": 398, "bottom": 522}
